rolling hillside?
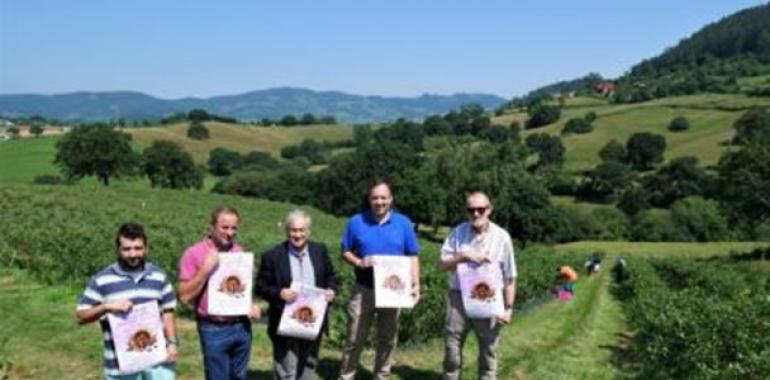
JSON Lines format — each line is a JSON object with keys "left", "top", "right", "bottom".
{"left": 493, "top": 92, "right": 770, "bottom": 172}
{"left": 0, "top": 122, "right": 354, "bottom": 184}
{"left": 124, "top": 122, "right": 353, "bottom": 163}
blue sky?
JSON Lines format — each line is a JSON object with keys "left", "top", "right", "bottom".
{"left": 0, "top": 1, "right": 766, "bottom": 99}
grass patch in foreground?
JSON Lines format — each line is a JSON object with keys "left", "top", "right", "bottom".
{"left": 0, "top": 263, "right": 631, "bottom": 379}
{"left": 554, "top": 241, "right": 770, "bottom": 258}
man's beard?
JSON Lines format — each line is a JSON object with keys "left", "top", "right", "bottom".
{"left": 211, "top": 235, "right": 234, "bottom": 252}
{"left": 118, "top": 256, "right": 145, "bottom": 270}
{"left": 472, "top": 218, "right": 489, "bottom": 231}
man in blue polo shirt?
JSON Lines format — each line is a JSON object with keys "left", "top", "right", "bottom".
{"left": 338, "top": 180, "right": 420, "bottom": 380}
{"left": 76, "top": 222, "right": 178, "bottom": 379}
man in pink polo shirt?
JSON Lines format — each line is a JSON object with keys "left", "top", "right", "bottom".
{"left": 178, "top": 206, "right": 261, "bottom": 380}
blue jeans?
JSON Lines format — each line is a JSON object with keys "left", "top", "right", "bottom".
{"left": 105, "top": 364, "right": 175, "bottom": 380}
{"left": 197, "top": 319, "right": 252, "bottom": 380}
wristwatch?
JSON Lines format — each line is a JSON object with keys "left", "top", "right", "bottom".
{"left": 166, "top": 336, "right": 180, "bottom": 346}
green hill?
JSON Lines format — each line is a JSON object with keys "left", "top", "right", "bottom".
{"left": 494, "top": 92, "right": 770, "bottom": 173}
{"left": 630, "top": 3, "right": 770, "bottom": 77}
{"left": 124, "top": 121, "right": 353, "bottom": 164}
{"left": 0, "top": 122, "right": 354, "bottom": 185}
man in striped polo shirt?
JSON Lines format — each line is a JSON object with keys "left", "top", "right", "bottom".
{"left": 76, "top": 222, "right": 178, "bottom": 379}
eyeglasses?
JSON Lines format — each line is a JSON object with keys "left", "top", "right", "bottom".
{"left": 466, "top": 206, "right": 489, "bottom": 215}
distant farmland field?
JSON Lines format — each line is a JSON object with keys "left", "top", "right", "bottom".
{"left": 125, "top": 122, "right": 353, "bottom": 163}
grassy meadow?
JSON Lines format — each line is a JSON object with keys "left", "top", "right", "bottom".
{"left": 125, "top": 122, "right": 353, "bottom": 164}
{"left": 492, "top": 93, "right": 770, "bottom": 172}
{"left": 0, "top": 136, "right": 59, "bottom": 184}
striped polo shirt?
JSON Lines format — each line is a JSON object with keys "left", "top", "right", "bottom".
{"left": 76, "top": 262, "right": 177, "bottom": 376}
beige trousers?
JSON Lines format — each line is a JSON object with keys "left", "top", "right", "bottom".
{"left": 338, "top": 284, "right": 400, "bottom": 380}
{"left": 443, "top": 290, "right": 502, "bottom": 380}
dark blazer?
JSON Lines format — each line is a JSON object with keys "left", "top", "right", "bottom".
{"left": 255, "top": 241, "right": 338, "bottom": 338}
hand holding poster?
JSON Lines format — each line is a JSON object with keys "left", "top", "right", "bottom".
{"left": 373, "top": 255, "right": 414, "bottom": 308}
{"left": 107, "top": 301, "right": 167, "bottom": 374}
{"left": 207, "top": 252, "right": 254, "bottom": 316}
{"left": 277, "top": 282, "right": 329, "bottom": 340}
{"left": 457, "top": 262, "right": 504, "bottom": 318}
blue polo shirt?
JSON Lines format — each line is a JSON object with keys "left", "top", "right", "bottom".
{"left": 341, "top": 210, "right": 420, "bottom": 287}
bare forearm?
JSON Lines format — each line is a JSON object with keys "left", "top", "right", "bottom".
{"left": 504, "top": 280, "right": 516, "bottom": 308}
{"left": 439, "top": 254, "right": 466, "bottom": 272}
{"left": 75, "top": 304, "right": 108, "bottom": 324}
{"left": 343, "top": 251, "right": 362, "bottom": 267}
{"left": 162, "top": 311, "right": 176, "bottom": 340}
{"left": 411, "top": 256, "right": 420, "bottom": 288}
{"left": 178, "top": 270, "right": 209, "bottom": 305}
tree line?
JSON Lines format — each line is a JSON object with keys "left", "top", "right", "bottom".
{"left": 49, "top": 103, "right": 770, "bottom": 243}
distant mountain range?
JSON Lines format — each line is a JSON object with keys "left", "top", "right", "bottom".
{"left": 0, "top": 87, "right": 507, "bottom": 123}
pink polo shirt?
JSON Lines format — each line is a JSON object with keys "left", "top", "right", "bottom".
{"left": 179, "top": 238, "right": 244, "bottom": 318}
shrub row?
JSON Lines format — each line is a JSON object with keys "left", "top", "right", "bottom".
{"left": 616, "top": 258, "right": 770, "bottom": 378}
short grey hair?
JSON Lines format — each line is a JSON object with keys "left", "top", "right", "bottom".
{"left": 284, "top": 209, "right": 312, "bottom": 230}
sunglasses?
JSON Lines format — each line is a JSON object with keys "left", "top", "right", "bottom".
{"left": 467, "top": 206, "right": 489, "bottom": 214}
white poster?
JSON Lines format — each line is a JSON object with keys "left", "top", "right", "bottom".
{"left": 457, "top": 262, "right": 504, "bottom": 318}
{"left": 107, "top": 301, "right": 167, "bottom": 374}
{"left": 207, "top": 252, "right": 254, "bottom": 316}
{"left": 276, "top": 282, "right": 329, "bottom": 340}
{"left": 372, "top": 255, "right": 414, "bottom": 308}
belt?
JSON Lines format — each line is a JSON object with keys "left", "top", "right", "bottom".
{"left": 197, "top": 316, "right": 246, "bottom": 325}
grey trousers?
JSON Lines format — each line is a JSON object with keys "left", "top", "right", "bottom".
{"left": 272, "top": 335, "right": 320, "bottom": 380}
{"left": 338, "top": 285, "right": 400, "bottom": 380}
{"left": 443, "top": 290, "right": 502, "bottom": 380}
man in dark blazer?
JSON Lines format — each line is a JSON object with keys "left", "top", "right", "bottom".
{"left": 256, "top": 209, "right": 338, "bottom": 380}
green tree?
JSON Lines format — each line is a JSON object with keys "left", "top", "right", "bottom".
{"left": 733, "top": 107, "right": 770, "bottom": 145}
{"left": 584, "top": 161, "right": 634, "bottom": 201}
{"left": 213, "top": 166, "right": 315, "bottom": 205}
{"left": 617, "top": 186, "right": 652, "bottom": 216}
{"left": 6, "top": 126, "right": 20, "bottom": 138}
{"left": 301, "top": 113, "right": 317, "bottom": 125}
{"left": 526, "top": 133, "right": 565, "bottom": 167}
{"left": 599, "top": 139, "right": 627, "bottom": 163}
{"left": 280, "top": 115, "right": 298, "bottom": 126}
{"left": 142, "top": 140, "right": 203, "bottom": 189}
{"left": 375, "top": 119, "right": 425, "bottom": 151}
{"left": 626, "top": 132, "right": 666, "bottom": 171}
{"left": 187, "top": 121, "right": 210, "bottom": 140}
{"left": 315, "top": 142, "right": 418, "bottom": 216}
{"left": 643, "top": 156, "right": 712, "bottom": 207}
{"left": 394, "top": 166, "right": 448, "bottom": 233}
{"left": 208, "top": 147, "right": 243, "bottom": 176}
{"left": 716, "top": 143, "right": 770, "bottom": 234}
{"left": 478, "top": 165, "right": 577, "bottom": 243}
{"left": 585, "top": 111, "right": 597, "bottom": 123}
{"left": 423, "top": 115, "right": 451, "bottom": 135}
{"left": 670, "top": 197, "right": 731, "bottom": 242}
{"left": 478, "top": 124, "right": 515, "bottom": 143}
{"left": 526, "top": 104, "right": 561, "bottom": 128}
{"left": 353, "top": 124, "right": 374, "bottom": 148}
{"left": 188, "top": 109, "right": 211, "bottom": 122}
{"left": 668, "top": 116, "right": 691, "bottom": 132}
{"left": 54, "top": 125, "right": 138, "bottom": 185}
{"left": 561, "top": 118, "right": 594, "bottom": 134}
{"left": 241, "top": 151, "right": 279, "bottom": 170}
{"left": 29, "top": 123, "right": 45, "bottom": 137}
